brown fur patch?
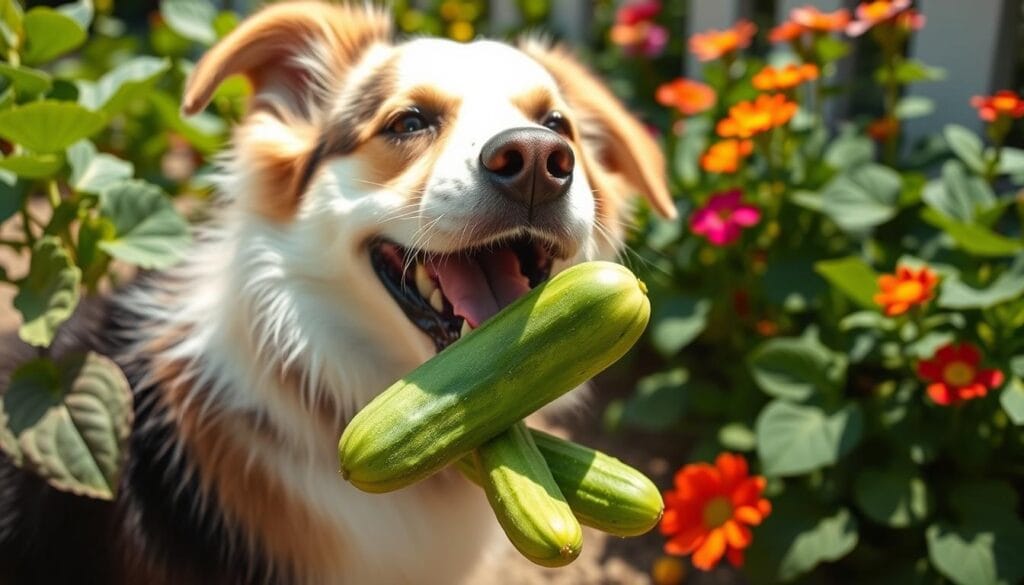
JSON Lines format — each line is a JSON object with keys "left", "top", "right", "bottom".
{"left": 511, "top": 87, "right": 554, "bottom": 124}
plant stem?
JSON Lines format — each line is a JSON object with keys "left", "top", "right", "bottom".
{"left": 47, "top": 180, "right": 61, "bottom": 208}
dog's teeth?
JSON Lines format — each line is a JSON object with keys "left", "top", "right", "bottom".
{"left": 415, "top": 264, "right": 436, "bottom": 299}
{"left": 461, "top": 320, "right": 473, "bottom": 337}
{"left": 429, "top": 289, "right": 444, "bottom": 312}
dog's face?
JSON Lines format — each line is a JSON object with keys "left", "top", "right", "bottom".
{"left": 182, "top": 2, "right": 674, "bottom": 411}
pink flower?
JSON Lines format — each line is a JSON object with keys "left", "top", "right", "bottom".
{"left": 845, "top": 0, "right": 912, "bottom": 37}
{"left": 611, "top": 0, "right": 668, "bottom": 57}
{"left": 690, "top": 190, "right": 761, "bottom": 246}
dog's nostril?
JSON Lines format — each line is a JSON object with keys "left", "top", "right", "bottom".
{"left": 490, "top": 150, "right": 525, "bottom": 178}
{"left": 546, "top": 149, "right": 573, "bottom": 179}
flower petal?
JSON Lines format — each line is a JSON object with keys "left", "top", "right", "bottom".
{"left": 726, "top": 546, "right": 745, "bottom": 568}
{"left": 723, "top": 519, "right": 752, "bottom": 548}
{"left": 715, "top": 453, "right": 749, "bottom": 490}
{"left": 917, "top": 358, "right": 943, "bottom": 382}
{"left": 977, "top": 368, "right": 1005, "bottom": 389}
{"left": 730, "top": 205, "right": 762, "bottom": 227}
{"left": 954, "top": 343, "right": 981, "bottom": 366}
{"left": 665, "top": 525, "right": 707, "bottom": 555}
{"left": 927, "top": 382, "right": 956, "bottom": 405}
{"left": 692, "top": 528, "right": 727, "bottom": 571}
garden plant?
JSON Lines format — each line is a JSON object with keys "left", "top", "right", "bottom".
{"left": 0, "top": 1, "right": 1022, "bottom": 584}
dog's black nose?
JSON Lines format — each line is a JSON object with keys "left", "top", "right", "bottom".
{"left": 480, "top": 127, "right": 574, "bottom": 212}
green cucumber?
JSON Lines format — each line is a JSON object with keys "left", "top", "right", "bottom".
{"left": 457, "top": 428, "right": 664, "bottom": 537}
{"left": 472, "top": 422, "right": 582, "bottom": 567}
{"left": 338, "top": 261, "right": 650, "bottom": 493}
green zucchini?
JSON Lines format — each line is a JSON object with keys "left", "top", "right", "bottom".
{"left": 457, "top": 428, "right": 664, "bottom": 538}
{"left": 338, "top": 261, "right": 650, "bottom": 493}
{"left": 472, "top": 422, "right": 582, "bottom": 567}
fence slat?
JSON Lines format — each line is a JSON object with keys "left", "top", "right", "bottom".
{"left": 905, "top": 0, "right": 1017, "bottom": 143}
{"left": 686, "top": 0, "right": 751, "bottom": 75}
{"left": 489, "top": 0, "right": 522, "bottom": 36}
{"left": 548, "top": 0, "right": 592, "bottom": 43}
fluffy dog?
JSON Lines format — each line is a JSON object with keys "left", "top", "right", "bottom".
{"left": 0, "top": 2, "right": 673, "bottom": 583}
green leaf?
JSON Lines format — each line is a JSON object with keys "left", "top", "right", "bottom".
{"left": 813, "top": 35, "right": 849, "bottom": 63}
{"left": 923, "top": 160, "right": 996, "bottom": 222}
{"left": 0, "top": 169, "right": 23, "bottom": 223}
{"left": 839, "top": 310, "right": 896, "bottom": 332}
{"left": 150, "top": 90, "right": 225, "bottom": 154}
{"left": 1, "top": 353, "right": 132, "bottom": 500}
{"left": 67, "top": 140, "right": 133, "bottom": 194}
{"left": 57, "top": 0, "right": 94, "bottom": 30}
{"left": 762, "top": 256, "right": 828, "bottom": 313}
{"left": 0, "top": 0, "right": 24, "bottom": 50}
{"left": 854, "top": 468, "right": 932, "bottom": 528}
{"left": 824, "top": 132, "right": 875, "bottom": 171}
{"left": 98, "top": 180, "right": 190, "bottom": 269}
{"left": 76, "top": 215, "right": 114, "bottom": 285}
{"left": 20, "top": 7, "right": 86, "bottom": 65}
{"left": 876, "top": 59, "right": 945, "bottom": 84}
{"left": 779, "top": 508, "right": 858, "bottom": 581}
{"left": 814, "top": 256, "right": 879, "bottom": 309}
{"left": 77, "top": 56, "right": 171, "bottom": 115}
{"left": 756, "top": 401, "right": 862, "bottom": 476}
{"left": 894, "top": 96, "right": 934, "bottom": 120}
{"left": 819, "top": 164, "right": 902, "bottom": 233}
{"left": 0, "top": 101, "right": 105, "bottom": 153}
{"left": 621, "top": 368, "right": 688, "bottom": 432}
{"left": 939, "top": 255, "right": 1024, "bottom": 309}
{"left": 0, "top": 153, "right": 63, "bottom": 178}
{"left": 748, "top": 334, "right": 846, "bottom": 401}
{"left": 718, "top": 422, "right": 756, "bottom": 451}
{"left": 13, "top": 237, "right": 81, "bottom": 347}
{"left": 160, "top": 0, "right": 217, "bottom": 45}
{"left": 1000, "top": 378, "right": 1024, "bottom": 425}
{"left": 0, "top": 62, "right": 52, "bottom": 95}
{"left": 922, "top": 208, "right": 1022, "bottom": 257}
{"left": 944, "top": 125, "right": 986, "bottom": 174}
{"left": 649, "top": 294, "right": 710, "bottom": 357}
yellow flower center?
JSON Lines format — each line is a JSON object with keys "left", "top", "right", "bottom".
{"left": 943, "top": 361, "right": 975, "bottom": 387}
{"left": 892, "top": 280, "right": 924, "bottom": 302}
{"left": 703, "top": 496, "right": 734, "bottom": 529}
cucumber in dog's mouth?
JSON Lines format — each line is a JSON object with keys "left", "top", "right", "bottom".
{"left": 370, "top": 234, "right": 558, "bottom": 351}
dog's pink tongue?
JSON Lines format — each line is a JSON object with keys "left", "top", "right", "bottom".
{"left": 430, "top": 249, "right": 531, "bottom": 327}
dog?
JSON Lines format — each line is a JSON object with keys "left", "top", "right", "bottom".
{"left": 0, "top": 2, "right": 674, "bottom": 583}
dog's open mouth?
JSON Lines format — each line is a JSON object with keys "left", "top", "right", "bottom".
{"left": 370, "top": 235, "right": 558, "bottom": 351}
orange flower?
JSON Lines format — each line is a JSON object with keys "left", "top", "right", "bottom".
{"left": 769, "top": 20, "right": 805, "bottom": 43}
{"left": 716, "top": 94, "right": 798, "bottom": 138}
{"left": 873, "top": 265, "right": 938, "bottom": 316}
{"left": 971, "top": 90, "right": 1024, "bottom": 123}
{"left": 846, "top": 0, "right": 911, "bottom": 36}
{"left": 917, "top": 342, "right": 1004, "bottom": 405}
{"left": 866, "top": 116, "right": 900, "bottom": 141}
{"left": 660, "top": 453, "right": 771, "bottom": 571}
{"left": 689, "top": 20, "right": 757, "bottom": 62}
{"left": 791, "top": 6, "right": 851, "bottom": 32}
{"left": 700, "top": 139, "right": 753, "bottom": 173}
{"left": 656, "top": 78, "right": 717, "bottom": 116}
{"left": 752, "top": 63, "right": 819, "bottom": 92}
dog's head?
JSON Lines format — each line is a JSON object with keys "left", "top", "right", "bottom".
{"left": 182, "top": 2, "right": 674, "bottom": 408}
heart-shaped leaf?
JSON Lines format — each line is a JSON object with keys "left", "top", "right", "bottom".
{"left": 0, "top": 153, "right": 63, "bottom": 178}
{"left": 854, "top": 468, "right": 932, "bottom": 528}
{"left": 649, "top": 294, "right": 709, "bottom": 357}
{"left": 944, "top": 125, "right": 986, "bottom": 174}
{"left": 20, "top": 7, "right": 86, "bottom": 65}
{"left": 0, "top": 101, "right": 105, "bottom": 153}
{"left": 57, "top": 0, "right": 94, "bottom": 30}
{"left": 749, "top": 334, "right": 847, "bottom": 401}
{"left": 895, "top": 96, "right": 934, "bottom": 120}
{"left": 756, "top": 400, "right": 862, "bottom": 476}
{"left": 620, "top": 368, "right": 688, "bottom": 432}
{"left": 1, "top": 353, "right": 132, "bottom": 500}
{"left": 923, "top": 161, "right": 997, "bottom": 222}
{"left": 13, "top": 237, "right": 81, "bottom": 347}
{"left": 819, "top": 164, "right": 902, "bottom": 233}
{"left": 0, "top": 62, "right": 52, "bottom": 95}
{"left": 67, "top": 140, "right": 133, "bottom": 194}
{"left": 98, "top": 180, "right": 190, "bottom": 269}
{"left": 160, "top": 0, "right": 217, "bottom": 45}
{"left": 77, "top": 56, "right": 171, "bottom": 115}
{"left": 939, "top": 255, "right": 1024, "bottom": 309}
{"left": 923, "top": 208, "right": 1022, "bottom": 257}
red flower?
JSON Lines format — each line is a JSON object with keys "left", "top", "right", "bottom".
{"left": 867, "top": 116, "right": 900, "bottom": 142}
{"left": 791, "top": 6, "right": 851, "bottom": 32}
{"left": 917, "top": 343, "right": 1004, "bottom": 405}
{"left": 971, "top": 90, "right": 1024, "bottom": 122}
{"left": 661, "top": 453, "right": 771, "bottom": 570}
{"left": 874, "top": 265, "right": 939, "bottom": 316}
{"left": 769, "top": 21, "right": 805, "bottom": 43}
{"left": 656, "top": 78, "right": 717, "bottom": 116}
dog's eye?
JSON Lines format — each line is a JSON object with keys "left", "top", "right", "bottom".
{"left": 387, "top": 109, "right": 430, "bottom": 136}
{"left": 542, "top": 111, "right": 572, "bottom": 137}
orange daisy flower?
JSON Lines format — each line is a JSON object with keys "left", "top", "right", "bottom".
{"left": 700, "top": 139, "right": 754, "bottom": 173}
{"left": 660, "top": 453, "right": 771, "bottom": 571}
{"left": 873, "top": 265, "right": 939, "bottom": 316}
{"left": 791, "top": 6, "right": 851, "bottom": 32}
{"left": 656, "top": 78, "right": 717, "bottom": 116}
{"left": 917, "top": 342, "right": 1005, "bottom": 406}
{"left": 689, "top": 20, "right": 757, "bottom": 62}
{"left": 769, "top": 20, "right": 805, "bottom": 43}
{"left": 752, "top": 63, "right": 820, "bottom": 92}
{"left": 716, "top": 94, "right": 798, "bottom": 138}
{"left": 866, "top": 116, "right": 900, "bottom": 141}
{"left": 846, "top": 0, "right": 911, "bottom": 36}
{"left": 971, "top": 90, "right": 1024, "bottom": 123}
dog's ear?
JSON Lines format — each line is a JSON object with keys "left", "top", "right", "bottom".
{"left": 182, "top": 1, "right": 391, "bottom": 117}
{"left": 519, "top": 41, "right": 676, "bottom": 220}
